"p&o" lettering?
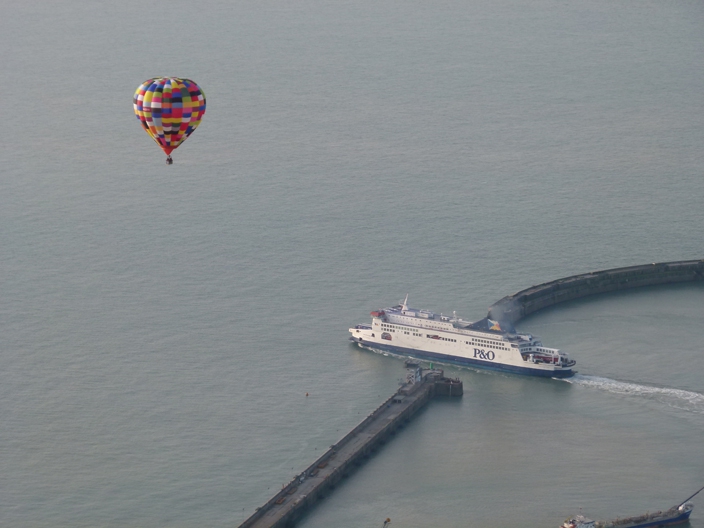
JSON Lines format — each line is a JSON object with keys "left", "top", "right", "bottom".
{"left": 473, "top": 348, "right": 495, "bottom": 361}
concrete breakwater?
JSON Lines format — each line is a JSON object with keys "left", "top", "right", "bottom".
{"left": 239, "top": 365, "right": 462, "bottom": 528}
{"left": 488, "top": 260, "right": 704, "bottom": 325}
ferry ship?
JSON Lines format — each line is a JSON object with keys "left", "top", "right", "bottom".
{"left": 349, "top": 296, "right": 576, "bottom": 378}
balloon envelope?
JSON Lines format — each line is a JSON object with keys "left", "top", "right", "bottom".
{"left": 133, "top": 77, "right": 206, "bottom": 156}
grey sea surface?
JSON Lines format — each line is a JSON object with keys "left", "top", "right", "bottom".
{"left": 1, "top": 1, "right": 703, "bottom": 526}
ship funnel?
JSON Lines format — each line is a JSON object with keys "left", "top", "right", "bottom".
{"left": 401, "top": 294, "right": 409, "bottom": 310}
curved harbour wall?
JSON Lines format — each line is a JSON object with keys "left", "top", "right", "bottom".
{"left": 488, "top": 260, "right": 704, "bottom": 325}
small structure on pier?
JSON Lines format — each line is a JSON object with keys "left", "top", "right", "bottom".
{"left": 403, "top": 360, "right": 463, "bottom": 397}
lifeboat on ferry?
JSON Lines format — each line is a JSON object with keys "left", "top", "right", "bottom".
{"left": 381, "top": 332, "right": 392, "bottom": 341}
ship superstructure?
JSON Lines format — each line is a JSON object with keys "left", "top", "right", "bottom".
{"left": 349, "top": 295, "right": 575, "bottom": 378}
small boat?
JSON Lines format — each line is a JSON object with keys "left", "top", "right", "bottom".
{"left": 561, "top": 486, "right": 703, "bottom": 528}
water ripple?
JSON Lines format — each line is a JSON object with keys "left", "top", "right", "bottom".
{"left": 566, "top": 374, "right": 704, "bottom": 415}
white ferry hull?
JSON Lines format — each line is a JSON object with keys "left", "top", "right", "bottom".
{"left": 350, "top": 336, "right": 574, "bottom": 378}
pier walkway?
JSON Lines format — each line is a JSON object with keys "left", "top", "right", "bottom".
{"left": 239, "top": 365, "right": 461, "bottom": 528}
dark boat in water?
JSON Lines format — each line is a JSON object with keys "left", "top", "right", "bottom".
{"left": 561, "top": 485, "right": 703, "bottom": 528}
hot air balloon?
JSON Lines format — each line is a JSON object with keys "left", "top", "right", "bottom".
{"left": 133, "top": 77, "right": 206, "bottom": 164}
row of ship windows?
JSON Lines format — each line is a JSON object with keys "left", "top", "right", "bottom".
{"left": 383, "top": 326, "right": 426, "bottom": 338}
{"left": 382, "top": 324, "right": 508, "bottom": 350}
{"left": 474, "top": 340, "right": 507, "bottom": 350}
{"left": 385, "top": 321, "right": 450, "bottom": 331}
{"left": 466, "top": 341, "right": 507, "bottom": 350}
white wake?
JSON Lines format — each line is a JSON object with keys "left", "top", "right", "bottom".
{"left": 565, "top": 374, "right": 704, "bottom": 415}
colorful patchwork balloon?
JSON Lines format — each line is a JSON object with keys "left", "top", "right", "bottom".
{"left": 133, "top": 77, "right": 206, "bottom": 164}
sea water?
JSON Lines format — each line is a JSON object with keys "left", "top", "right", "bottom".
{"left": 1, "top": 1, "right": 703, "bottom": 526}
